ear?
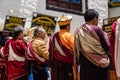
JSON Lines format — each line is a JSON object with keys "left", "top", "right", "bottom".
{"left": 92, "top": 17, "right": 98, "bottom": 24}
{"left": 36, "top": 32, "right": 39, "bottom": 37}
{"left": 92, "top": 17, "right": 96, "bottom": 22}
{"left": 95, "top": 17, "right": 99, "bottom": 22}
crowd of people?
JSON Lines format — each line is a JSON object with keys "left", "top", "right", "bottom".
{"left": 0, "top": 9, "right": 119, "bottom": 80}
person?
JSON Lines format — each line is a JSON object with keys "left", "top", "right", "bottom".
{"left": 0, "top": 31, "right": 13, "bottom": 80}
{"left": 0, "top": 31, "right": 9, "bottom": 48}
{"left": 0, "top": 52, "right": 7, "bottom": 80}
{"left": 0, "top": 26, "right": 28, "bottom": 80}
{"left": 26, "top": 26, "right": 49, "bottom": 80}
{"left": 49, "top": 14, "right": 74, "bottom": 80}
{"left": 74, "top": 9, "right": 111, "bottom": 80}
{"left": 110, "top": 18, "right": 120, "bottom": 80}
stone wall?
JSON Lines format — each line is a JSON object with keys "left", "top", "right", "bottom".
{"left": 88, "top": 0, "right": 108, "bottom": 26}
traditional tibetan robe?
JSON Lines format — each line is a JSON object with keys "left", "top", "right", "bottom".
{"left": 26, "top": 37, "right": 49, "bottom": 80}
{"left": 74, "top": 24, "right": 110, "bottom": 80}
{"left": 49, "top": 29, "right": 74, "bottom": 80}
{"left": 0, "top": 38, "right": 27, "bottom": 80}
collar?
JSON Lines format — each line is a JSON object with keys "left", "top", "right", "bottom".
{"left": 60, "top": 29, "right": 69, "bottom": 33}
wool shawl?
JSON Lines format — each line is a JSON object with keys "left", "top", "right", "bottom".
{"left": 74, "top": 24, "right": 110, "bottom": 67}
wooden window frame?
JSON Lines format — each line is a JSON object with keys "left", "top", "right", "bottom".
{"left": 109, "top": 0, "right": 120, "bottom": 2}
{"left": 46, "top": 0, "right": 87, "bottom": 15}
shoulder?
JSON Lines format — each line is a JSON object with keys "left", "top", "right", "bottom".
{"left": 74, "top": 24, "right": 84, "bottom": 33}
{"left": 14, "top": 39, "right": 26, "bottom": 46}
{"left": 64, "top": 32, "right": 73, "bottom": 39}
{"left": 92, "top": 25, "right": 102, "bottom": 31}
{"left": 32, "top": 38, "right": 45, "bottom": 46}
{"left": 15, "top": 39, "right": 24, "bottom": 43}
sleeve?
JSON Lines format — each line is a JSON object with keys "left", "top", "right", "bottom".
{"left": 32, "top": 40, "right": 49, "bottom": 60}
{"left": 0, "top": 40, "right": 10, "bottom": 58}
{"left": 48, "top": 36, "right": 54, "bottom": 61}
{"left": 74, "top": 30, "right": 81, "bottom": 65}
{"left": 74, "top": 30, "right": 81, "bottom": 80}
{"left": 69, "top": 34, "right": 74, "bottom": 51}
{"left": 110, "top": 21, "right": 116, "bottom": 59}
{"left": 0, "top": 47, "right": 5, "bottom": 58}
{"left": 37, "top": 41, "right": 49, "bottom": 60}
{"left": 109, "top": 21, "right": 117, "bottom": 70}
{"left": 95, "top": 27, "right": 110, "bottom": 52}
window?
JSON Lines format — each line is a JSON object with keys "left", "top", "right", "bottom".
{"left": 109, "top": 0, "right": 120, "bottom": 2}
{"left": 64, "top": 0, "right": 80, "bottom": 3}
{"left": 46, "top": 0, "right": 85, "bottom": 15}
{"left": 72, "top": 0, "right": 80, "bottom": 3}
{"left": 112, "top": 0, "right": 120, "bottom": 2}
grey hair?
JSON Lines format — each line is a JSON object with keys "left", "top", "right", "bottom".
{"left": 34, "top": 27, "right": 46, "bottom": 36}
{"left": 13, "top": 25, "right": 24, "bottom": 38}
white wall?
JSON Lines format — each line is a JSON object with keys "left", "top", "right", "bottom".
{"left": 0, "top": 0, "right": 21, "bottom": 30}
{"left": 109, "top": 7, "right": 120, "bottom": 18}
{"left": 88, "top": 0, "right": 108, "bottom": 26}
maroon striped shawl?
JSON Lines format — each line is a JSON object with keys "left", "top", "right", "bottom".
{"left": 49, "top": 32, "right": 73, "bottom": 64}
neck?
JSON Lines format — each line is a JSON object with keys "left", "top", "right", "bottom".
{"left": 16, "top": 36, "right": 23, "bottom": 40}
{"left": 85, "top": 21, "right": 97, "bottom": 26}
{"left": 86, "top": 21, "right": 93, "bottom": 25}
